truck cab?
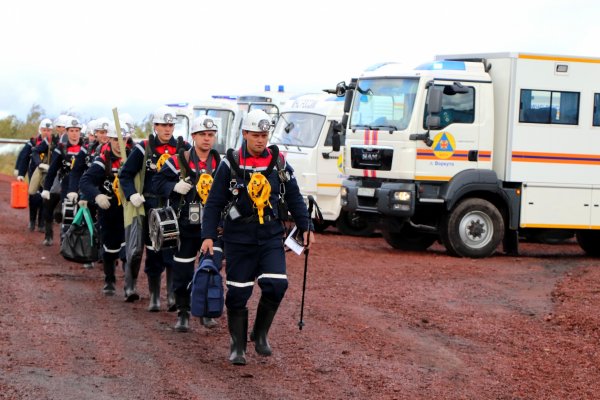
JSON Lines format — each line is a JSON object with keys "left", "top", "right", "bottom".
{"left": 270, "top": 93, "right": 375, "bottom": 235}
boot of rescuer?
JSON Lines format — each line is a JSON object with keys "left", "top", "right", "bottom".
{"left": 166, "top": 266, "right": 176, "bottom": 312}
{"left": 174, "top": 293, "right": 190, "bottom": 332}
{"left": 124, "top": 258, "right": 141, "bottom": 302}
{"left": 147, "top": 274, "right": 161, "bottom": 312}
{"left": 227, "top": 308, "right": 248, "bottom": 365}
{"left": 250, "top": 296, "right": 280, "bottom": 356}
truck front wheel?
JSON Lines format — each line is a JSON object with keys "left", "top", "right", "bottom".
{"left": 576, "top": 230, "right": 600, "bottom": 256}
{"left": 441, "top": 198, "right": 504, "bottom": 258}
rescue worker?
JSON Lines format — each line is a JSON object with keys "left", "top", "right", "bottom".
{"left": 80, "top": 122, "right": 130, "bottom": 294}
{"left": 67, "top": 118, "right": 111, "bottom": 268}
{"left": 154, "top": 115, "right": 222, "bottom": 332}
{"left": 40, "top": 117, "right": 83, "bottom": 245}
{"left": 15, "top": 118, "right": 53, "bottom": 232}
{"left": 200, "top": 109, "right": 315, "bottom": 365}
{"left": 119, "top": 106, "right": 190, "bottom": 311}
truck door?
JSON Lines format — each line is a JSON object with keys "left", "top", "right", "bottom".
{"left": 316, "top": 119, "right": 346, "bottom": 219}
{"left": 415, "top": 83, "right": 482, "bottom": 180}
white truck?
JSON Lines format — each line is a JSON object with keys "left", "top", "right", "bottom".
{"left": 269, "top": 93, "right": 376, "bottom": 235}
{"left": 338, "top": 52, "right": 600, "bottom": 257}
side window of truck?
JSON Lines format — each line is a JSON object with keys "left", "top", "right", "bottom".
{"left": 423, "top": 85, "right": 475, "bottom": 129}
{"left": 593, "top": 93, "right": 600, "bottom": 126}
{"left": 519, "top": 89, "right": 580, "bottom": 125}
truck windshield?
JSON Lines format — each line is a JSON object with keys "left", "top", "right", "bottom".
{"left": 271, "top": 112, "right": 325, "bottom": 148}
{"left": 350, "top": 78, "right": 418, "bottom": 131}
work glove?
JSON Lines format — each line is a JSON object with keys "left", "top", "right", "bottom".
{"left": 129, "top": 193, "right": 145, "bottom": 208}
{"left": 95, "top": 194, "right": 111, "bottom": 210}
{"left": 173, "top": 180, "right": 192, "bottom": 195}
{"left": 17, "top": 176, "right": 24, "bottom": 182}
{"left": 38, "top": 163, "right": 49, "bottom": 171}
{"left": 41, "top": 190, "right": 50, "bottom": 200}
{"left": 66, "top": 192, "right": 78, "bottom": 202}
{"left": 78, "top": 199, "right": 88, "bottom": 207}
{"left": 13, "top": 169, "right": 19, "bottom": 177}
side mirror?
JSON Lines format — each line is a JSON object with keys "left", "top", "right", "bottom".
{"left": 427, "top": 87, "right": 443, "bottom": 114}
{"left": 343, "top": 89, "right": 354, "bottom": 113}
{"left": 335, "top": 81, "right": 347, "bottom": 97}
{"left": 425, "top": 115, "right": 441, "bottom": 130}
{"left": 331, "top": 121, "right": 342, "bottom": 152}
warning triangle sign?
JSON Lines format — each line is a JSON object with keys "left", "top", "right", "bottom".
{"left": 434, "top": 133, "right": 453, "bottom": 152}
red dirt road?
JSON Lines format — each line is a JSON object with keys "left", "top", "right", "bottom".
{"left": 1, "top": 173, "right": 600, "bottom": 399}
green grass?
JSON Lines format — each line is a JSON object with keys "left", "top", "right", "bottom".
{"left": 0, "top": 154, "right": 18, "bottom": 176}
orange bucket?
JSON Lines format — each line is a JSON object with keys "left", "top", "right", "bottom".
{"left": 11, "top": 181, "right": 28, "bottom": 209}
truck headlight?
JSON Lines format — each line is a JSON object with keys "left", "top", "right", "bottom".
{"left": 392, "top": 191, "right": 411, "bottom": 202}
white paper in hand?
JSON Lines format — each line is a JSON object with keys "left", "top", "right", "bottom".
{"left": 284, "top": 226, "right": 304, "bottom": 255}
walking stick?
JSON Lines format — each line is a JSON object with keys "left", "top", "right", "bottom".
{"left": 298, "top": 195, "right": 321, "bottom": 331}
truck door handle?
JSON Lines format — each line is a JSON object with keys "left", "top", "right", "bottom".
{"left": 468, "top": 150, "right": 478, "bottom": 162}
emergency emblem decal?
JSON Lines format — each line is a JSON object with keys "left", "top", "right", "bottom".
{"left": 432, "top": 131, "right": 456, "bottom": 160}
{"left": 337, "top": 153, "right": 344, "bottom": 174}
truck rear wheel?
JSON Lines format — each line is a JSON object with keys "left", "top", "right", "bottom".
{"left": 382, "top": 225, "right": 437, "bottom": 251}
{"left": 576, "top": 231, "right": 600, "bottom": 256}
{"left": 336, "top": 211, "right": 376, "bottom": 236}
{"left": 441, "top": 198, "right": 504, "bottom": 258}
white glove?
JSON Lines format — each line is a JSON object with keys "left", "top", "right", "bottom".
{"left": 41, "top": 190, "right": 50, "bottom": 200}
{"left": 17, "top": 176, "right": 24, "bottom": 182}
{"left": 78, "top": 199, "right": 88, "bottom": 207}
{"left": 38, "top": 163, "right": 49, "bottom": 171}
{"left": 13, "top": 169, "right": 19, "bottom": 177}
{"left": 95, "top": 194, "right": 111, "bottom": 210}
{"left": 130, "top": 193, "right": 145, "bottom": 208}
{"left": 66, "top": 192, "right": 78, "bottom": 202}
{"left": 173, "top": 180, "right": 193, "bottom": 195}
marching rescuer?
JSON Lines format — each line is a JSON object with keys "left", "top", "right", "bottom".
{"left": 40, "top": 117, "right": 84, "bottom": 245}
{"left": 79, "top": 123, "right": 131, "bottom": 295}
{"left": 15, "top": 118, "right": 54, "bottom": 232}
{"left": 200, "top": 109, "right": 315, "bottom": 365}
{"left": 119, "top": 106, "right": 190, "bottom": 311}
{"left": 67, "top": 118, "right": 111, "bottom": 269}
{"left": 153, "top": 115, "right": 222, "bottom": 332}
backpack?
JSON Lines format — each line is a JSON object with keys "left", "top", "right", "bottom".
{"left": 190, "top": 254, "right": 224, "bottom": 318}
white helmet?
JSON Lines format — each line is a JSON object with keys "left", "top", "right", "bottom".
{"left": 106, "top": 122, "right": 131, "bottom": 139}
{"left": 38, "top": 118, "right": 53, "bottom": 133}
{"left": 54, "top": 114, "right": 70, "bottom": 127}
{"left": 94, "top": 117, "right": 111, "bottom": 132}
{"left": 152, "top": 106, "right": 177, "bottom": 124}
{"left": 242, "top": 109, "right": 272, "bottom": 132}
{"left": 191, "top": 115, "right": 218, "bottom": 134}
{"left": 65, "top": 117, "right": 83, "bottom": 130}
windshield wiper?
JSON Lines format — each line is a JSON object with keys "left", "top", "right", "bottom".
{"left": 372, "top": 124, "right": 398, "bottom": 132}
{"left": 352, "top": 124, "right": 374, "bottom": 130}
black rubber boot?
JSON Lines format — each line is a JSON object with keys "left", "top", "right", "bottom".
{"left": 28, "top": 204, "right": 36, "bottom": 231}
{"left": 174, "top": 293, "right": 190, "bottom": 332}
{"left": 43, "top": 223, "right": 53, "bottom": 246}
{"left": 102, "top": 259, "right": 116, "bottom": 295}
{"left": 123, "top": 258, "right": 141, "bottom": 302}
{"left": 37, "top": 204, "right": 45, "bottom": 232}
{"left": 227, "top": 308, "right": 248, "bottom": 365}
{"left": 250, "top": 296, "right": 280, "bottom": 356}
{"left": 166, "top": 267, "right": 176, "bottom": 312}
{"left": 147, "top": 275, "right": 161, "bottom": 312}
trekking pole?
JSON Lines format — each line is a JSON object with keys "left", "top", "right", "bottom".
{"left": 298, "top": 195, "right": 315, "bottom": 331}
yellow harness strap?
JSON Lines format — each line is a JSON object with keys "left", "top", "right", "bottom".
{"left": 112, "top": 175, "right": 122, "bottom": 206}
{"left": 196, "top": 173, "right": 213, "bottom": 205}
{"left": 247, "top": 173, "right": 272, "bottom": 224}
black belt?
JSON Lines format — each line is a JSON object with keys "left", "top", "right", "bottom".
{"left": 238, "top": 214, "right": 275, "bottom": 224}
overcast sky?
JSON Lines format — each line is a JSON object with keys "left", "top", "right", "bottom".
{"left": 1, "top": 0, "right": 599, "bottom": 124}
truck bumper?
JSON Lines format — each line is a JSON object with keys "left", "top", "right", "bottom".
{"left": 342, "top": 179, "right": 416, "bottom": 217}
